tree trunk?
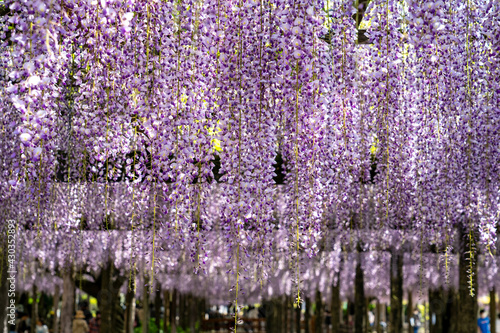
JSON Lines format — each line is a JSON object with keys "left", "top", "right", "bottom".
{"left": 113, "top": 300, "right": 125, "bottom": 333}
{"left": 355, "top": 260, "right": 365, "bottom": 333}
{"left": 170, "top": 289, "right": 177, "bottom": 332}
{"left": 142, "top": 281, "right": 150, "bottom": 333}
{"left": 278, "top": 297, "right": 284, "bottom": 333}
{"left": 375, "top": 301, "right": 381, "bottom": 333}
{"left": 283, "top": 295, "right": 291, "bottom": 332}
{"left": 315, "top": 290, "right": 322, "bottom": 333}
{"left": 184, "top": 293, "right": 189, "bottom": 330}
{"left": 390, "top": 249, "right": 403, "bottom": 333}
{"left": 197, "top": 297, "right": 205, "bottom": 333}
{"left": 100, "top": 264, "right": 113, "bottom": 333}
{"left": 491, "top": 288, "right": 496, "bottom": 333}
{"left": 365, "top": 298, "right": 370, "bottom": 333}
{"left": 35, "top": 292, "right": 49, "bottom": 326}
{"left": 296, "top": 301, "right": 301, "bottom": 333}
{"left": 284, "top": 295, "right": 289, "bottom": 333}
{"left": 265, "top": 300, "right": 271, "bottom": 333}
{"left": 60, "top": 269, "right": 75, "bottom": 333}
{"left": 381, "top": 303, "right": 387, "bottom": 326}
{"left": 179, "top": 293, "right": 185, "bottom": 330}
{"left": 442, "top": 288, "right": 457, "bottom": 333}
{"left": 407, "top": 291, "right": 413, "bottom": 332}
{"left": 124, "top": 284, "right": 135, "bottom": 333}
{"left": 200, "top": 297, "right": 206, "bottom": 329}
{"left": 424, "top": 301, "right": 428, "bottom": 333}
{"left": 99, "top": 262, "right": 126, "bottom": 333}
{"left": 347, "top": 299, "right": 354, "bottom": 325}
{"left": 428, "top": 291, "right": 433, "bottom": 333}
{"left": 154, "top": 287, "right": 162, "bottom": 329}
{"left": 163, "top": 290, "right": 169, "bottom": 333}
{"left": 429, "top": 288, "right": 444, "bottom": 333}
{"left": 30, "top": 283, "right": 38, "bottom": 333}
{"left": 53, "top": 284, "right": 60, "bottom": 333}
{"left": 331, "top": 280, "right": 341, "bottom": 333}
{"left": 457, "top": 225, "right": 478, "bottom": 333}
{"left": 305, "top": 296, "right": 311, "bottom": 333}
{"left": 282, "top": 296, "right": 287, "bottom": 333}
{"left": 264, "top": 299, "right": 278, "bottom": 333}
{"left": 188, "top": 295, "right": 196, "bottom": 333}
{"left": 74, "top": 261, "right": 125, "bottom": 333}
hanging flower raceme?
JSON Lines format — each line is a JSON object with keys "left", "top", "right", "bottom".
{"left": 2, "top": 0, "right": 500, "bottom": 306}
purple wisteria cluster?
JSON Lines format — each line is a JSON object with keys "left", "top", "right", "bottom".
{"left": 1, "top": 0, "right": 499, "bottom": 302}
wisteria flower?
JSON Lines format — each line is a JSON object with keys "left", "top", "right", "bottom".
{"left": 292, "top": 26, "right": 301, "bottom": 35}
{"left": 20, "top": 132, "right": 32, "bottom": 143}
{"left": 26, "top": 75, "right": 41, "bottom": 87}
{"left": 33, "top": 147, "right": 43, "bottom": 160}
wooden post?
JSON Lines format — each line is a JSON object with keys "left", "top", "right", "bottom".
{"left": 429, "top": 288, "right": 444, "bottom": 333}
{"left": 428, "top": 290, "right": 434, "bottom": 333}
{"left": 284, "top": 295, "right": 289, "bottom": 333}
{"left": 277, "top": 297, "right": 282, "bottom": 333}
{"left": 60, "top": 268, "right": 75, "bottom": 333}
{"left": 265, "top": 300, "right": 271, "bottom": 333}
{"left": 315, "top": 289, "right": 323, "bottom": 333}
{"left": 124, "top": 282, "right": 135, "bottom": 333}
{"left": 365, "top": 298, "right": 371, "bottom": 333}
{"left": 100, "top": 263, "right": 113, "bottom": 333}
{"left": 296, "top": 300, "right": 301, "bottom": 333}
{"left": 52, "top": 284, "right": 60, "bottom": 333}
{"left": 141, "top": 280, "right": 150, "bottom": 333}
{"left": 178, "top": 292, "right": 183, "bottom": 330}
{"left": 305, "top": 296, "right": 311, "bottom": 333}
{"left": 200, "top": 298, "right": 206, "bottom": 328}
{"left": 355, "top": 260, "right": 365, "bottom": 333}
{"left": 170, "top": 289, "right": 177, "bottom": 332}
{"left": 407, "top": 291, "right": 413, "bottom": 332}
{"left": 182, "top": 293, "right": 187, "bottom": 330}
{"left": 30, "top": 283, "right": 38, "bottom": 333}
{"left": 331, "top": 281, "right": 341, "bottom": 333}
{"left": 375, "top": 301, "right": 381, "bottom": 333}
{"left": 154, "top": 287, "right": 162, "bottom": 329}
{"left": 390, "top": 249, "right": 403, "bottom": 333}
{"left": 424, "top": 301, "right": 428, "bottom": 333}
{"left": 491, "top": 288, "right": 496, "bottom": 333}
{"left": 280, "top": 297, "right": 285, "bottom": 333}
{"left": 188, "top": 295, "right": 196, "bottom": 333}
{"left": 163, "top": 290, "right": 169, "bottom": 333}
{"left": 265, "top": 299, "right": 279, "bottom": 333}
{"left": 457, "top": 224, "right": 478, "bottom": 333}
{"left": 443, "top": 288, "right": 457, "bottom": 333}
